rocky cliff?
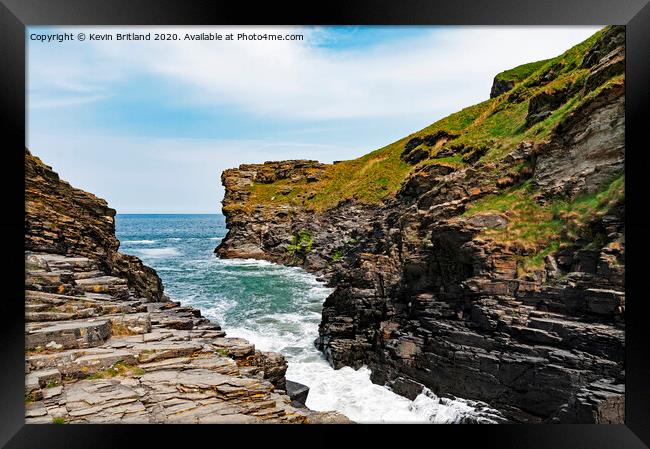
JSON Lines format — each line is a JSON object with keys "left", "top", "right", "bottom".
{"left": 26, "top": 149, "right": 163, "bottom": 301}
{"left": 24, "top": 149, "right": 347, "bottom": 424}
{"left": 216, "top": 26, "right": 626, "bottom": 423}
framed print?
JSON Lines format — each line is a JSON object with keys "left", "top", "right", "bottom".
{"left": 1, "top": 0, "right": 649, "bottom": 447}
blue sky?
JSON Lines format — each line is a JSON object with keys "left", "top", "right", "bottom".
{"left": 27, "top": 26, "right": 601, "bottom": 213}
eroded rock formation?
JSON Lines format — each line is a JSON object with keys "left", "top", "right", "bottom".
{"left": 24, "top": 150, "right": 347, "bottom": 424}
{"left": 26, "top": 150, "right": 163, "bottom": 301}
{"left": 216, "top": 27, "right": 626, "bottom": 423}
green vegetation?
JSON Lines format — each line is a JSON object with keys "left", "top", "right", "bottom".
{"left": 86, "top": 361, "right": 145, "bottom": 379}
{"left": 551, "top": 173, "right": 624, "bottom": 243}
{"left": 286, "top": 230, "right": 314, "bottom": 257}
{"left": 331, "top": 249, "right": 344, "bottom": 263}
{"left": 463, "top": 174, "right": 624, "bottom": 274}
{"left": 493, "top": 59, "right": 552, "bottom": 84}
{"left": 241, "top": 27, "right": 620, "bottom": 213}
{"left": 463, "top": 181, "right": 564, "bottom": 250}
{"left": 52, "top": 417, "right": 66, "bottom": 424}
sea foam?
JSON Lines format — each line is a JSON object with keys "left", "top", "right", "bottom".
{"left": 135, "top": 247, "right": 180, "bottom": 257}
{"left": 116, "top": 214, "right": 499, "bottom": 424}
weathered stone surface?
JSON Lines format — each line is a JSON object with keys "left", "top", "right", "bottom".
{"left": 490, "top": 78, "right": 515, "bottom": 98}
{"left": 286, "top": 380, "right": 310, "bottom": 408}
{"left": 525, "top": 88, "right": 568, "bottom": 127}
{"left": 216, "top": 28, "right": 626, "bottom": 424}
{"left": 26, "top": 149, "right": 163, "bottom": 301}
{"left": 24, "top": 251, "right": 347, "bottom": 424}
{"left": 108, "top": 313, "right": 152, "bottom": 335}
{"left": 26, "top": 320, "right": 112, "bottom": 350}
{"left": 25, "top": 152, "right": 348, "bottom": 424}
{"left": 210, "top": 337, "right": 256, "bottom": 358}
{"left": 533, "top": 83, "right": 624, "bottom": 198}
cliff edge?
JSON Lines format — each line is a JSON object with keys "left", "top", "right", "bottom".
{"left": 24, "top": 149, "right": 347, "bottom": 424}
{"left": 216, "top": 26, "right": 626, "bottom": 423}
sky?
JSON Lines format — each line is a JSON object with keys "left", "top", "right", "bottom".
{"left": 27, "top": 25, "right": 601, "bottom": 213}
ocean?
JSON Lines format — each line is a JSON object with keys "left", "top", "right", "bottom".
{"left": 115, "top": 213, "right": 496, "bottom": 423}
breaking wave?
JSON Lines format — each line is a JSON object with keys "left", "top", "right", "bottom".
{"left": 116, "top": 214, "right": 501, "bottom": 423}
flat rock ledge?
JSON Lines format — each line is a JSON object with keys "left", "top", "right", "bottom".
{"left": 25, "top": 252, "right": 350, "bottom": 424}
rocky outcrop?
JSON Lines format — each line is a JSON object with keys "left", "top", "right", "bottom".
{"left": 24, "top": 252, "right": 348, "bottom": 424}
{"left": 26, "top": 149, "right": 163, "bottom": 301}
{"left": 490, "top": 78, "right": 515, "bottom": 98}
{"left": 216, "top": 160, "right": 378, "bottom": 276}
{"left": 24, "top": 151, "right": 348, "bottom": 424}
{"left": 532, "top": 83, "right": 624, "bottom": 198}
{"left": 216, "top": 160, "right": 327, "bottom": 261}
{"left": 216, "top": 28, "right": 626, "bottom": 424}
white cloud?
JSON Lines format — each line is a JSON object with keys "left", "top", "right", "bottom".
{"left": 27, "top": 26, "right": 603, "bottom": 213}
{"left": 28, "top": 26, "right": 601, "bottom": 120}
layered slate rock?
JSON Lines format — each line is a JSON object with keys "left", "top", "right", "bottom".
{"left": 24, "top": 154, "right": 348, "bottom": 424}
{"left": 24, "top": 252, "right": 349, "bottom": 424}
{"left": 26, "top": 149, "right": 163, "bottom": 301}
{"left": 216, "top": 27, "right": 626, "bottom": 424}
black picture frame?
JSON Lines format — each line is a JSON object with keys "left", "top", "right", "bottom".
{"left": 1, "top": 0, "right": 649, "bottom": 447}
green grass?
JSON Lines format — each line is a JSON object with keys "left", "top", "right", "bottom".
{"left": 52, "top": 417, "right": 66, "bottom": 424}
{"left": 238, "top": 26, "right": 620, "bottom": 214}
{"left": 86, "top": 361, "right": 145, "bottom": 379}
{"left": 463, "top": 181, "right": 564, "bottom": 250}
{"left": 463, "top": 175, "right": 624, "bottom": 274}
{"left": 494, "top": 59, "right": 552, "bottom": 84}
{"left": 422, "top": 153, "right": 466, "bottom": 168}
{"left": 331, "top": 249, "right": 343, "bottom": 263}
{"left": 550, "top": 173, "right": 624, "bottom": 242}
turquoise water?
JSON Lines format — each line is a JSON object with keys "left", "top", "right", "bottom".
{"left": 116, "top": 214, "right": 323, "bottom": 332}
{"left": 115, "top": 214, "right": 497, "bottom": 423}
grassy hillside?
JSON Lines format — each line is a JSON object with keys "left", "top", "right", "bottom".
{"left": 248, "top": 26, "right": 619, "bottom": 213}
{"left": 493, "top": 58, "right": 552, "bottom": 84}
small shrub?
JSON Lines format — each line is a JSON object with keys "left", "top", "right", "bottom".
{"left": 286, "top": 230, "right": 314, "bottom": 259}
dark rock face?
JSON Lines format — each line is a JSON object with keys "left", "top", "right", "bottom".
{"left": 526, "top": 88, "right": 569, "bottom": 127}
{"left": 490, "top": 78, "right": 515, "bottom": 98}
{"left": 216, "top": 160, "right": 381, "bottom": 277}
{"left": 216, "top": 160, "right": 329, "bottom": 262}
{"left": 25, "top": 149, "right": 163, "bottom": 301}
{"left": 286, "top": 380, "right": 310, "bottom": 408}
{"left": 312, "top": 80, "right": 625, "bottom": 423}
{"left": 581, "top": 26, "right": 625, "bottom": 69}
{"left": 533, "top": 83, "right": 624, "bottom": 198}
{"left": 216, "top": 30, "right": 625, "bottom": 424}
{"left": 401, "top": 131, "right": 459, "bottom": 164}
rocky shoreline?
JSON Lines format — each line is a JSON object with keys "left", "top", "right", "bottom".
{"left": 24, "top": 149, "right": 349, "bottom": 424}
{"left": 215, "top": 27, "right": 626, "bottom": 423}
